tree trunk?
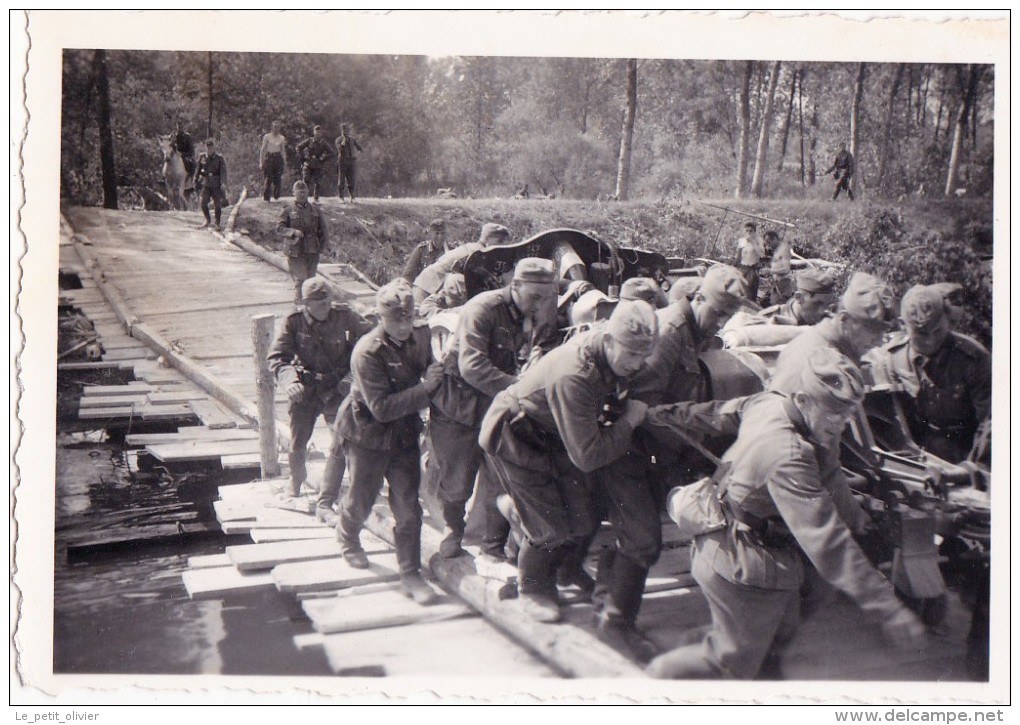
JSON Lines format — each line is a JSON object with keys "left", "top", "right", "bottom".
{"left": 919, "top": 67, "right": 931, "bottom": 128}
{"left": 614, "top": 59, "right": 638, "bottom": 201}
{"left": 876, "top": 64, "right": 905, "bottom": 194}
{"left": 798, "top": 69, "right": 806, "bottom": 186}
{"left": 808, "top": 100, "right": 818, "bottom": 185}
{"left": 734, "top": 61, "right": 753, "bottom": 198}
{"left": 849, "top": 62, "right": 866, "bottom": 196}
{"left": 945, "top": 65, "right": 982, "bottom": 196}
{"left": 750, "top": 60, "right": 781, "bottom": 198}
{"left": 776, "top": 68, "right": 797, "bottom": 172}
{"left": 206, "top": 51, "right": 213, "bottom": 138}
{"left": 92, "top": 49, "right": 118, "bottom": 210}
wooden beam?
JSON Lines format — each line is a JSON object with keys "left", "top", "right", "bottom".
{"left": 252, "top": 314, "right": 280, "bottom": 477}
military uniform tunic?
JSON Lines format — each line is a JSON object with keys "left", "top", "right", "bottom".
{"left": 277, "top": 200, "right": 329, "bottom": 301}
{"left": 769, "top": 316, "right": 860, "bottom": 394}
{"left": 871, "top": 331, "right": 991, "bottom": 463}
{"left": 296, "top": 136, "right": 334, "bottom": 199}
{"left": 267, "top": 305, "right": 372, "bottom": 490}
{"left": 335, "top": 325, "right": 434, "bottom": 575}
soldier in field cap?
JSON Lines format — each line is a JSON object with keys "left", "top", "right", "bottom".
{"left": 277, "top": 179, "right": 329, "bottom": 305}
{"left": 333, "top": 278, "right": 446, "bottom": 605}
{"left": 402, "top": 218, "right": 449, "bottom": 282}
{"left": 479, "top": 300, "right": 658, "bottom": 624}
{"left": 427, "top": 256, "right": 560, "bottom": 563}
{"left": 619, "top": 277, "right": 667, "bottom": 308}
{"left": 646, "top": 346, "right": 924, "bottom": 679}
{"left": 868, "top": 284, "right": 991, "bottom": 464}
{"left": 412, "top": 222, "right": 514, "bottom": 303}
{"left": 761, "top": 267, "right": 839, "bottom": 326}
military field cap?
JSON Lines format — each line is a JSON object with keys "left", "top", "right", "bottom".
{"left": 478, "top": 223, "right": 511, "bottom": 246}
{"left": 668, "top": 277, "right": 702, "bottom": 304}
{"left": 744, "top": 221, "right": 757, "bottom": 231}
{"left": 763, "top": 230, "right": 780, "bottom": 241}
{"left": 796, "top": 267, "right": 837, "bottom": 294}
{"left": 900, "top": 284, "right": 947, "bottom": 332}
{"left": 313, "top": 125, "right": 323, "bottom": 132}
{"left": 301, "top": 278, "right": 331, "bottom": 301}
{"left": 799, "top": 347, "right": 865, "bottom": 410}
{"left": 293, "top": 180, "right": 309, "bottom": 191}
{"left": 512, "top": 257, "right": 558, "bottom": 285}
{"left": 840, "top": 271, "right": 896, "bottom": 327}
{"left": 376, "top": 278, "right": 415, "bottom": 319}
{"left": 929, "top": 281, "right": 964, "bottom": 301}
{"left": 205, "top": 138, "right": 216, "bottom": 145}
{"left": 429, "top": 218, "right": 446, "bottom": 230}
{"left": 699, "top": 265, "right": 748, "bottom": 308}
{"left": 606, "top": 299, "right": 659, "bottom": 354}
{"left": 619, "top": 277, "right": 659, "bottom": 305}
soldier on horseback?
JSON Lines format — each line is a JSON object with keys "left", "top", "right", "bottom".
{"left": 170, "top": 119, "right": 196, "bottom": 180}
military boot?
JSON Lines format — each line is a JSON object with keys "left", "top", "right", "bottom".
{"left": 591, "top": 548, "right": 617, "bottom": 616}
{"left": 400, "top": 573, "right": 438, "bottom": 606}
{"left": 555, "top": 535, "right": 597, "bottom": 596}
{"left": 439, "top": 502, "right": 468, "bottom": 559}
{"left": 594, "top": 554, "right": 659, "bottom": 663}
{"left": 517, "top": 541, "right": 562, "bottom": 624}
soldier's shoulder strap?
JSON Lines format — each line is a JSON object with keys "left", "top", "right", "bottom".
{"left": 951, "top": 331, "right": 990, "bottom": 359}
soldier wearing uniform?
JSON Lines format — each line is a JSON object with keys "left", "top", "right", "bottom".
{"left": 335, "top": 123, "right": 363, "bottom": 202}
{"left": 870, "top": 284, "right": 991, "bottom": 464}
{"left": 759, "top": 267, "right": 838, "bottom": 326}
{"left": 267, "top": 278, "right": 373, "bottom": 502}
{"left": 402, "top": 219, "right": 449, "bottom": 282}
{"left": 825, "top": 142, "right": 856, "bottom": 201}
{"left": 195, "top": 139, "right": 228, "bottom": 229}
{"left": 418, "top": 272, "right": 467, "bottom": 321}
{"left": 169, "top": 120, "right": 195, "bottom": 179}
{"left": 296, "top": 125, "right": 334, "bottom": 202}
{"left": 763, "top": 230, "right": 794, "bottom": 305}
{"left": 334, "top": 279, "right": 445, "bottom": 605}
{"left": 645, "top": 348, "right": 925, "bottom": 679}
{"left": 412, "top": 223, "right": 511, "bottom": 303}
{"left": 277, "top": 180, "right": 329, "bottom": 305}
{"left": 429, "top": 258, "right": 560, "bottom": 562}
{"left": 479, "top": 300, "right": 658, "bottom": 623}
{"left": 769, "top": 271, "right": 896, "bottom": 394}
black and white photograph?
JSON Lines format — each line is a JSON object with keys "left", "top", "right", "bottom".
{"left": 12, "top": 9, "right": 1009, "bottom": 711}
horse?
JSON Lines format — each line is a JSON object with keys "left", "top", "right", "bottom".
{"left": 158, "top": 134, "right": 192, "bottom": 210}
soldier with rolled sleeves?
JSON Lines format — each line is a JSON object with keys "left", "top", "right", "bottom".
{"left": 418, "top": 272, "right": 467, "bottom": 321}
{"left": 769, "top": 271, "right": 896, "bottom": 394}
{"left": 334, "top": 279, "right": 446, "bottom": 605}
{"left": 296, "top": 125, "right": 334, "bottom": 202}
{"left": 588, "top": 269, "right": 746, "bottom": 660}
{"left": 402, "top": 219, "right": 449, "bottom": 282}
{"left": 413, "top": 222, "right": 512, "bottom": 304}
{"left": 277, "top": 180, "right": 329, "bottom": 305}
{"left": 429, "top": 258, "right": 560, "bottom": 562}
{"left": 645, "top": 347, "right": 925, "bottom": 679}
{"left": 479, "top": 300, "right": 659, "bottom": 623}
{"left": 267, "top": 278, "right": 373, "bottom": 502}
{"left": 869, "top": 284, "right": 991, "bottom": 464}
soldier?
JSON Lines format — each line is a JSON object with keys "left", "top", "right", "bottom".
{"left": 825, "top": 142, "right": 856, "bottom": 201}
{"left": 869, "top": 284, "right": 991, "bottom": 464}
{"left": 413, "top": 222, "right": 512, "bottom": 304}
{"left": 769, "top": 271, "right": 896, "bottom": 394}
{"left": 194, "top": 138, "right": 228, "bottom": 230}
{"left": 588, "top": 268, "right": 746, "bottom": 660}
{"left": 169, "top": 119, "right": 195, "bottom": 179}
{"left": 429, "top": 258, "right": 559, "bottom": 562}
{"left": 267, "top": 278, "right": 373, "bottom": 503}
{"left": 402, "top": 219, "right": 449, "bottom": 283}
{"left": 335, "top": 122, "right": 363, "bottom": 203}
{"left": 734, "top": 221, "right": 765, "bottom": 302}
{"left": 418, "top": 272, "right": 467, "bottom": 321}
{"left": 259, "top": 120, "right": 287, "bottom": 202}
{"left": 761, "top": 267, "right": 838, "bottom": 326}
{"left": 334, "top": 279, "right": 445, "bottom": 605}
{"left": 763, "top": 230, "right": 794, "bottom": 305}
{"left": 479, "top": 300, "right": 659, "bottom": 623}
{"left": 277, "top": 180, "right": 329, "bottom": 305}
{"left": 296, "top": 125, "right": 334, "bottom": 202}
{"left": 645, "top": 347, "right": 925, "bottom": 679}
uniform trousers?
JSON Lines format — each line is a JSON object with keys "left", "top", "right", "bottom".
{"left": 262, "top": 153, "right": 284, "bottom": 201}
{"left": 591, "top": 447, "right": 663, "bottom": 569}
{"left": 287, "top": 388, "right": 341, "bottom": 491}
{"left": 657, "top": 532, "right": 801, "bottom": 679}
{"left": 338, "top": 440, "right": 423, "bottom": 576}
{"left": 287, "top": 253, "right": 320, "bottom": 303}
{"left": 302, "top": 165, "right": 326, "bottom": 200}
{"left": 339, "top": 160, "right": 357, "bottom": 199}
{"left": 200, "top": 186, "right": 224, "bottom": 225}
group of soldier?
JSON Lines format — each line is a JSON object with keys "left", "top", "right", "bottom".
{"left": 261, "top": 201, "right": 991, "bottom": 678}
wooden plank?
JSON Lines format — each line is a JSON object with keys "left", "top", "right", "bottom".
{"left": 249, "top": 527, "right": 336, "bottom": 543}
{"left": 82, "top": 383, "right": 155, "bottom": 396}
{"left": 272, "top": 553, "right": 402, "bottom": 593}
{"left": 221, "top": 453, "right": 268, "bottom": 470}
{"left": 147, "top": 390, "right": 210, "bottom": 404}
{"left": 188, "top": 553, "right": 232, "bottom": 569}
{"left": 317, "top": 617, "right": 556, "bottom": 678}
{"left": 188, "top": 398, "right": 240, "bottom": 429}
{"left": 77, "top": 406, "right": 135, "bottom": 420}
{"left": 227, "top": 536, "right": 392, "bottom": 572}
{"left": 125, "top": 428, "right": 260, "bottom": 446}
{"left": 302, "top": 591, "right": 473, "bottom": 634}
{"left": 79, "top": 395, "right": 149, "bottom": 409}
{"left": 146, "top": 438, "right": 265, "bottom": 463}
{"left": 103, "top": 348, "right": 157, "bottom": 362}
{"left": 182, "top": 565, "right": 275, "bottom": 600}
{"left": 139, "top": 404, "right": 195, "bottom": 421}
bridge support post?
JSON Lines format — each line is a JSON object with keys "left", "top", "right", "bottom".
{"left": 252, "top": 314, "right": 280, "bottom": 478}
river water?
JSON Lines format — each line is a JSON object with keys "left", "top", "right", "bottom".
{"left": 52, "top": 433, "right": 334, "bottom": 676}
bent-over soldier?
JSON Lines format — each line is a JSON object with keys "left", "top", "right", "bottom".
{"left": 646, "top": 348, "right": 925, "bottom": 679}
{"left": 278, "top": 180, "right": 329, "bottom": 305}
{"left": 334, "top": 279, "right": 445, "bottom": 604}
{"left": 267, "top": 278, "right": 373, "bottom": 503}
{"left": 479, "top": 300, "right": 658, "bottom": 623}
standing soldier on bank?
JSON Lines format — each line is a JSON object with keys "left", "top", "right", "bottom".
{"left": 259, "top": 119, "right": 287, "bottom": 202}
{"left": 194, "top": 138, "right": 228, "bottom": 230}
{"left": 646, "top": 348, "right": 925, "bottom": 679}
{"left": 267, "top": 278, "right": 373, "bottom": 503}
{"left": 429, "top": 258, "right": 560, "bottom": 562}
{"left": 403, "top": 219, "right": 449, "bottom": 283}
{"left": 334, "top": 279, "right": 446, "bottom": 605}
{"left": 479, "top": 300, "right": 658, "bottom": 623}
{"left": 825, "top": 142, "right": 856, "bottom": 201}
{"left": 277, "top": 180, "right": 329, "bottom": 305}
{"left": 296, "top": 125, "right": 333, "bottom": 202}
{"left": 335, "top": 122, "right": 363, "bottom": 203}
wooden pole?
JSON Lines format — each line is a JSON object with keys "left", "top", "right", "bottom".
{"left": 252, "top": 314, "right": 280, "bottom": 478}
